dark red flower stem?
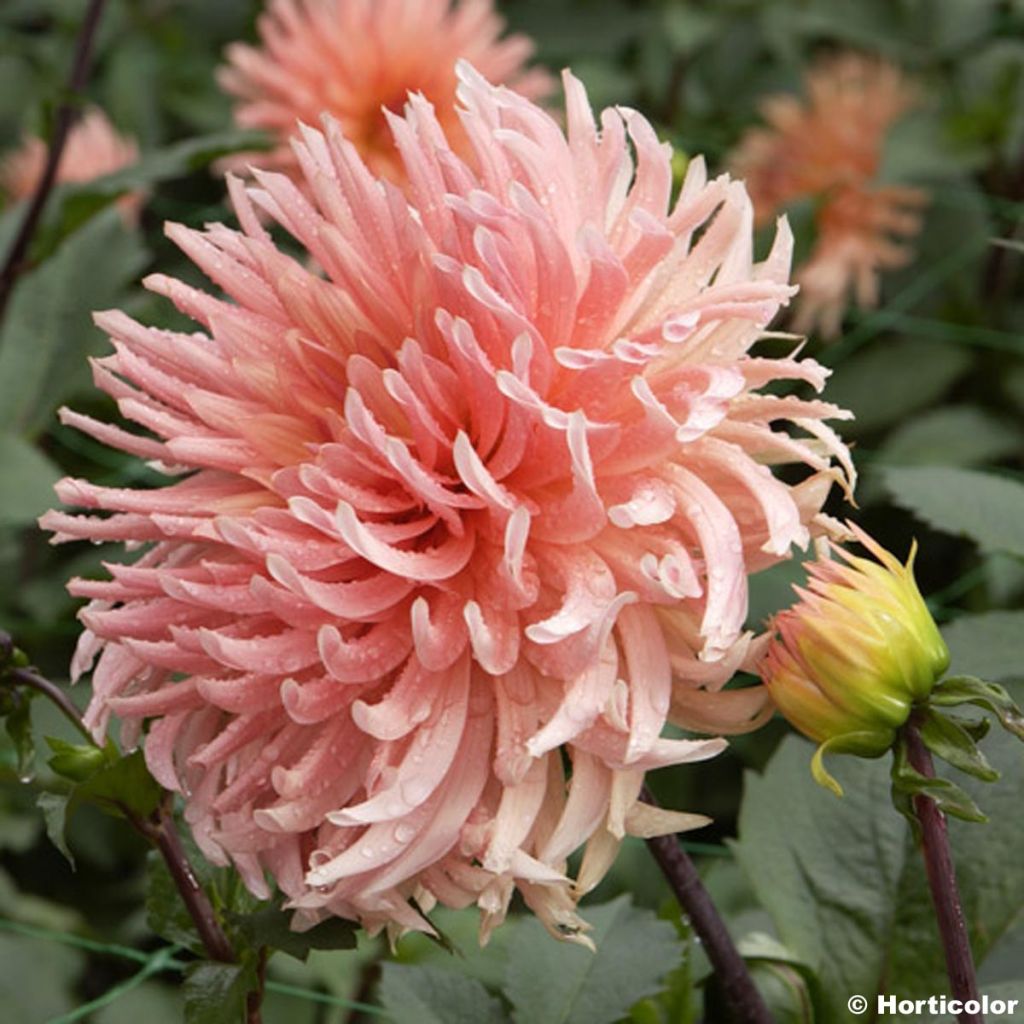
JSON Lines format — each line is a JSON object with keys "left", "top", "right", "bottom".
{"left": 641, "top": 785, "right": 772, "bottom": 1024}
{"left": 903, "top": 718, "right": 983, "bottom": 1024}
{"left": 0, "top": 0, "right": 108, "bottom": 319}
{"left": 7, "top": 665, "right": 94, "bottom": 745}
{"left": 129, "top": 802, "right": 236, "bottom": 965}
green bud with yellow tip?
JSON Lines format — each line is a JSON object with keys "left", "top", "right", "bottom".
{"left": 758, "top": 523, "right": 949, "bottom": 796}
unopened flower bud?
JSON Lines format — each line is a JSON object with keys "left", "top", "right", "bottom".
{"left": 759, "top": 524, "right": 949, "bottom": 794}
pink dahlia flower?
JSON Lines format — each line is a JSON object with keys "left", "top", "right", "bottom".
{"left": 45, "top": 65, "right": 853, "bottom": 944}
{"left": 218, "top": 0, "right": 552, "bottom": 186}
{"left": 1, "top": 108, "right": 142, "bottom": 222}
{"left": 729, "top": 53, "right": 925, "bottom": 338}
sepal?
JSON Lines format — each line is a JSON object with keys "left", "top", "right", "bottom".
{"left": 929, "top": 675, "right": 1024, "bottom": 741}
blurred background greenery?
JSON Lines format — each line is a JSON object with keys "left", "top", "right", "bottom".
{"left": 1, "top": 1, "right": 1023, "bottom": 1021}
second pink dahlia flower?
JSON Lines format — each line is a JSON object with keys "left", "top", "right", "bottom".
{"left": 46, "top": 65, "right": 852, "bottom": 944}
{"left": 219, "top": 0, "right": 552, "bottom": 187}
{"left": 1, "top": 108, "right": 141, "bottom": 222}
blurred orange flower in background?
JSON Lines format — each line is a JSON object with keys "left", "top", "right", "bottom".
{"left": 1, "top": 107, "right": 142, "bottom": 223}
{"left": 730, "top": 52, "right": 926, "bottom": 337}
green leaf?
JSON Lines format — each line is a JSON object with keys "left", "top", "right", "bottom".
{"left": 387, "top": 904, "right": 519, "bottom": 991}
{"left": 228, "top": 904, "right": 357, "bottom": 961}
{"left": 503, "top": 895, "right": 683, "bottom": 1024}
{"left": 930, "top": 675, "right": 1024, "bottom": 740}
{"left": 0, "top": 433, "right": 61, "bottom": 527}
{"left": 0, "top": 931, "right": 82, "bottom": 1021}
{"left": 825, "top": 339, "right": 971, "bottom": 436}
{"left": 1, "top": 688, "right": 34, "bottom": 778}
{"left": 46, "top": 129, "right": 267, "bottom": 241}
{"left": 379, "top": 963, "right": 509, "bottom": 1024}
{"left": 917, "top": 708, "right": 1000, "bottom": 781}
{"left": 146, "top": 850, "right": 203, "bottom": 952}
{"left": 74, "top": 748, "right": 163, "bottom": 818}
{"left": 646, "top": 911, "right": 698, "bottom": 1024}
{"left": 0, "top": 206, "right": 147, "bottom": 437}
{"left": 878, "top": 406, "right": 1024, "bottom": 467}
{"left": 183, "top": 960, "right": 257, "bottom": 1024}
{"left": 890, "top": 739, "right": 988, "bottom": 824}
{"left": 736, "top": 731, "right": 1024, "bottom": 1009}
{"left": 733, "top": 736, "right": 907, "bottom": 1024}
{"left": 93, "top": 981, "right": 182, "bottom": 1024}
{"left": 942, "top": 611, "right": 1024, "bottom": 682}
{"left": 36, "top": 790, "right": 74, "bottom": 868}
{"left": 881, "top": 465, "right": 1024, "bottom": 559}
{"left": 928, "top": 980, "right": 1024, "bottom": 1024}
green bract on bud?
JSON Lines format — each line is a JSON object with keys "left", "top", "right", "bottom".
{"left": 758, "top": 523, "right": 949, "bottom": 796}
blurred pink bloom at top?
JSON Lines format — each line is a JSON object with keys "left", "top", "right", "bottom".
{"left": 219, "top": 0, "right": 552, "bottom": 186}
{"left": 729, "top": 53, "right": 926, "bottom": 337}
{"left": 1, "top": 108, "right": 142, "bottom": 222}
{"left": 45, "top": 65, "right": 853, "bottom": 945}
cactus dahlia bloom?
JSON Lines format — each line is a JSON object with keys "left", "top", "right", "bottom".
{"left": 729, "top": 53, "right": 925, "bottom": 338}
{"left": 218, "top": 0, "right": 551, "bottom": 187}
{"left": 44, "top": 65, "right": 853, "bottom": 944}
{"left": 1, "top": 108, "right": 141, "bottom": 222}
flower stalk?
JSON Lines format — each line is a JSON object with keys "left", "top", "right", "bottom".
{"left": 0, "top": 631, "right": 257, "bottom": 1015}
{"left": 133, "top": 804, "right": 236, "bottom": 965}
{"left": 902, "top": 716, "right": 983, "bottom": 1024}
{"left": 6, "top": 664, "right": 94, "bottom": 746}
{"left": 641, "top": 786, "right": 772, "bottom": 1024}
{"left": 0, "top": 0, "right": 108, "bottom": 317}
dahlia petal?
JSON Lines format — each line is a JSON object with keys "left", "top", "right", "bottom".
{"left": 624, "top": 802, "right": 712, "bottom": 839}
{"left": 539, "top": 750, "right": 611, "bottom": 864}
{"left": 576, "top": 826, "right": 620, "bottom": 897}
{"left": 318, "top": 621, "right": 413, "bottom": 684}
{"left": 525, "top": 636, "right": 619, "bottom": 758}
{"left": 666, "top": 465, "right": 747, "bottom": 659}
{"left": 352, "top": 660, "right": 438, "bottom": 741}
{"left": 333, "top": 501, "right": 475, "bottom": 581}
{"left": 359, "top": 701, "right": 493, "bottom": 896}
{"left": 482, "top": 756, "right": 548, "bottom": 873}
{"left": 670, "top": 683, "right": 774, "bottom": 736}
{"left": 276, "top": 675, "right": 353, "bottom": 723}
{"left": 199, "top": 627, "right": 320, "bottom": 673}
{"left": 525, "top": 548, "right": 618, "bottom": 645}
{"left": 616, "top": 604, "right": 672, "bottom": 762}
{"left": 410, "top": 592, "right": 470, "bottom": 671}
{"left": 329, "top": 654, "right": 470, "bottom": 825}
{"left": 464, "top": 600, "right": 520, "bottom": 675}
{"left": 494, "top": 664, "right": 541, "bottom": 786}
